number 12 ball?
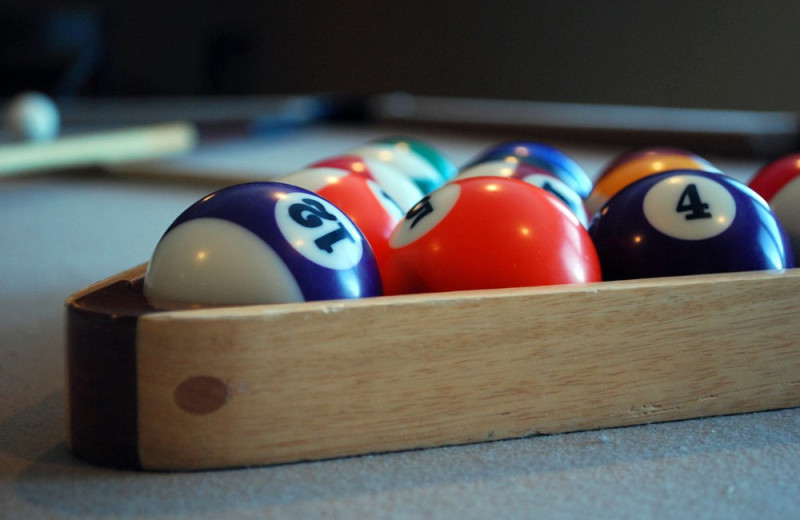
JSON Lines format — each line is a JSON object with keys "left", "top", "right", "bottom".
{"left": 589, "top": 170, "right": 794, "bottom": 280}
{"left": 144, "top": 182, "right": 382, "bottom": 305}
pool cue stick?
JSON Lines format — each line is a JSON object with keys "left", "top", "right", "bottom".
{"left": 0, "top": 95, "right": 342, "bottom": 179}
{"left": 0, "top": 122, "right": 199, "bottom": 177}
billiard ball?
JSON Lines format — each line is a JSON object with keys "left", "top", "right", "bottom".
{"left": 383, "top": 176, "right": 601, "bottom": 295}
{"left": 748, "top": 153, "right": 800, "bottom": 260}
{"left": 589, "top": 170, "right": 793, "bottom": 281}
{"left": 277, "top": 165, "right": 404, "bottom": 282}
{"left": 309, "top": 154, "right": 424, "bottom": 212}
{"left": 348, "top": 136, "right": 457, "bottom": 194}
{"left": 4, "top": 91, "right": 60, "bottom": 141}
{"left": 463, "top": 140, "right": 593, "bottom": 198}
{"left": 587, "top": 147, "right": 720, "bottom": 215}
{"left": 143, "top": 182, "right": 382, "bottom": 305}
{"left": 456, "top": 159, "right": 589, "bottom": 227}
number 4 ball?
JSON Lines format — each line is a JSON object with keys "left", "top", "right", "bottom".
{"left": 589, "top": 170, "right": 794, "bottom": 281}
{"left": 144, "top": 182, "right": 382, "bottom": 305}
{"left": 586, "top": 147, "right": 720, "bottom": 215}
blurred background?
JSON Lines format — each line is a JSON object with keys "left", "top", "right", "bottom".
{"left": 2, "top": 0, "right": 800, "bottom": 111}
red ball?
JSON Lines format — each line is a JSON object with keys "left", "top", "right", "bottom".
{"left": 748, "top": 153, "right": 800, "bottom": 260}
{"left": 456, "top": 159, "right": 589, "bottom": 227}
{"left": 310, "top": 154, "right": 424, "bottom": 212}
{"left": 383, "top": 176, "right": 601, "bottom": 295}
{"left": 278, "top": 166, "right": 404, "bottom": 283}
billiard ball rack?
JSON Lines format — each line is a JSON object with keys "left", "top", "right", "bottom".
{"left": 66, "top": 263, "right": 800, "bottom": 471}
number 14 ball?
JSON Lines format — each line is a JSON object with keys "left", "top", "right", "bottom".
{"left": 589, "top": 170, "right": 794, "bottom": 281}
{"left": 144, "top": 182, "right": 382, "bottom": 305}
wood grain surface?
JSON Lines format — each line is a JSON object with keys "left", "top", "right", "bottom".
{"left": 74, "top": 267, "right": 798, "bottom": 470}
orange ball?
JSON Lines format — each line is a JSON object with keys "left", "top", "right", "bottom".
{"left": 587, "top": 148, "right": 719, "bottom": 215}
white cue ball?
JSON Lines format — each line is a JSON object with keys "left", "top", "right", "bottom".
{"left": 4, "top": 92, "right": 61, "bottom": 142}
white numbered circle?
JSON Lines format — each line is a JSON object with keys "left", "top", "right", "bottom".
{"left": 360, "top": 157, "right": 424, "bottom": 212}
{"left": 521, "top": 174, "right": 581, "bottom": 205}
{"left": 522, "top": 173, "right": 588, "bottom": 227}
{"left": 367, "top": 179, "right": 405, "bottom": 220}
{"left": 642, "top": 174, "right": 736, "bottom": 240}
{"left": 275, "top": 192, "right": 363, "bottom": 269}
{"left": 389, "top": 183, "right": 461, "bottom": 248}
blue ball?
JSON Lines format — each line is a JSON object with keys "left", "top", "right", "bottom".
{"left": 144, "top": 182, "right": 382, "bottom": 305}
{"left": 589, "top": 170, "right": 794, "bottom": 280}
{"left": 464, "top": 141, "right": 593, "bottom": 198}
